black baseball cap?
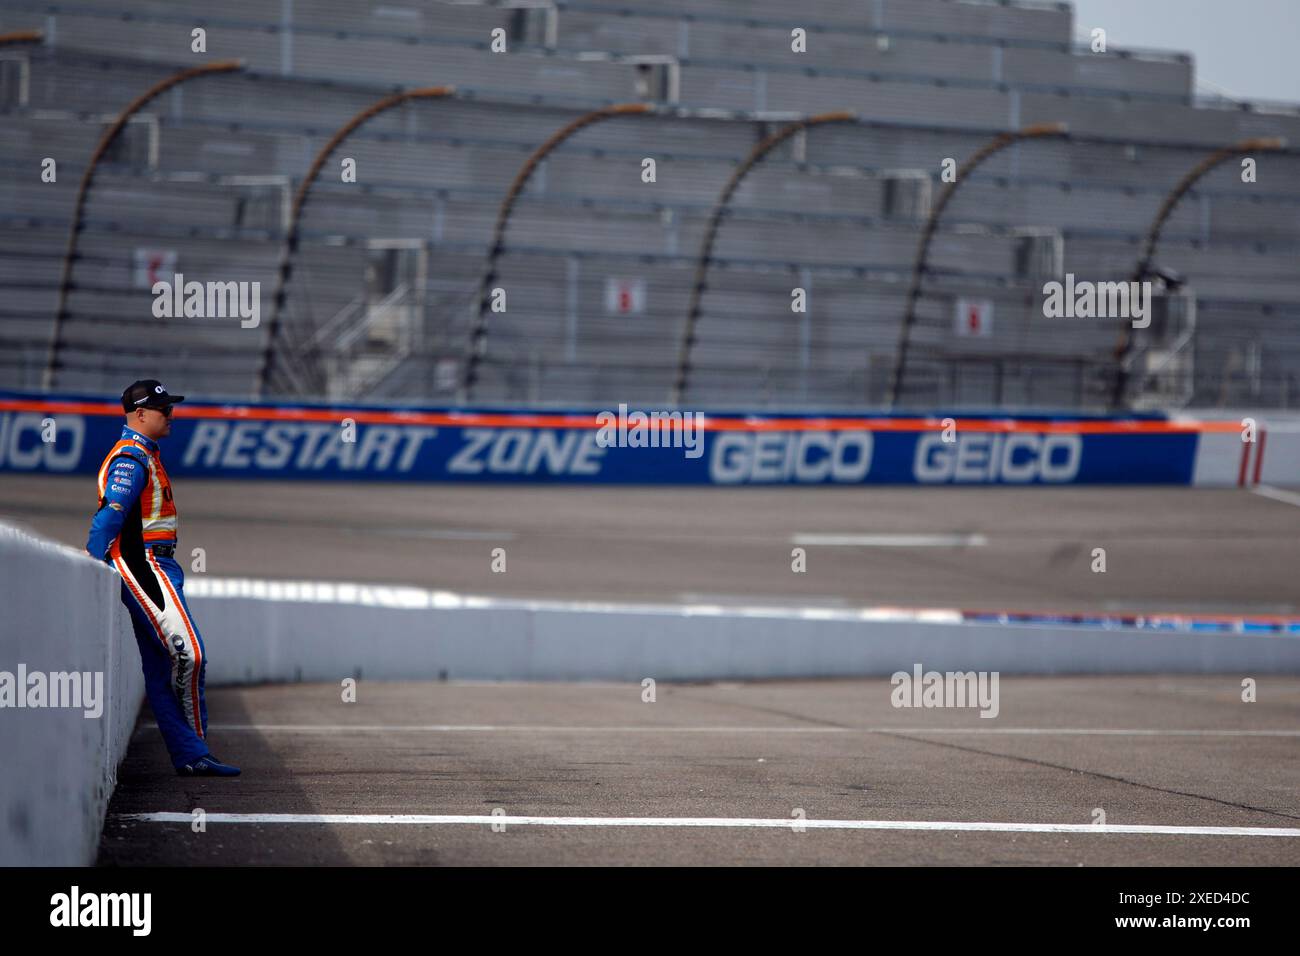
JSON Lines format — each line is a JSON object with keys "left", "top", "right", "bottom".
{"left": 121, "top": 379, "right": 186, "bottom": 412}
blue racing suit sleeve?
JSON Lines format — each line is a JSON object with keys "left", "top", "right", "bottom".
{"left": 86, "top": 451, "right": 147, "bottom": 561}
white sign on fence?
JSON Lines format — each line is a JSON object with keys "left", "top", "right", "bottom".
{"left": 605, "top": 277, "right": 646, "bottom": 315}
{"left": 954, "top": 298, "right": 993, "bottom": 337}
{"left": 133, "top": 249, "right": 177, "bottom": 290}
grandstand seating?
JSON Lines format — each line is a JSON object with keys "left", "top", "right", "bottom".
{"left": 2, "top": 0, "right": 1298, "bottom": 409}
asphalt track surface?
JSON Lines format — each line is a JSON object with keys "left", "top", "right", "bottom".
{"left": 99, "top": 677, "right": 1300, "bottom": 866}
{"left": 7, "top": 477, "right": 1299, "bottom": 865}
{"left": 6, "top": 477, "right": 1300, "bottom": 614}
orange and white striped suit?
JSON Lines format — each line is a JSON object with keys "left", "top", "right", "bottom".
{"left": 87, "top": 426, "right": 208, "bottom": 768}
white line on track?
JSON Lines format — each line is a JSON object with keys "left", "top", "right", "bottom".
{"left": 1251, "top": 485, "right": 1300, "bottom": 509}
{"left": 791, "top": 533, "right": 988, "bottom": 547}
{"left": 197, "top": 724, "right": 1300, "bottom": 737}
{"left": 370, "top": 528, "right": 518, "bottom": 541}
{"left": 112, "top": 813, "right": 1300, "bottom": 837}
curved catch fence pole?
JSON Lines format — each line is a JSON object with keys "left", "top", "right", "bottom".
{"left": 460, "top": 102, "right": 654, "bottom": 402}
{"left": 255, "top": 85, "right": 456, "bottom": 400}
{"left": 669, "top": 111, "right": 856, "bottom": 407}
{"left": 887, "top": 122, "right": 1068, "bottom": 409}
{"left": 1109, "top": 136, "right": 1286, "bottom": 408}
{"left": 43, "top": 60, "right": 243, "bottom": 391}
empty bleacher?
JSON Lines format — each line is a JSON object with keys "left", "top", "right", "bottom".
{"left": 2, "top": 0, "right": 1299, "bottom": 409}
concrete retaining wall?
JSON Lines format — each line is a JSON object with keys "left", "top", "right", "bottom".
{"left": 185, "top": 579, "right": 1300, "bottom": 685}
{"left": 0, "top": 523, "right": 144, "bottom": 866}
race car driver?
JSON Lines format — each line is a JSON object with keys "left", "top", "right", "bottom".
{"left": 85, "top": 380, "right": 240, "bottom": 777}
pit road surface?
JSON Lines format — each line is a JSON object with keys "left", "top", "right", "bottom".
{"left": 99, "top": 677, "right": 1300, "bottom": 866}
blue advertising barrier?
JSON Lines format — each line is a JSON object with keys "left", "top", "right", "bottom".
{"left": 0, "top": 391, "right": 1212, "bottom": 485}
